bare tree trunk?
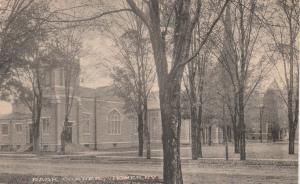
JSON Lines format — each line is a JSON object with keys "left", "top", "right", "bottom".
{"left": 61, "top": 117, "right": 68, "bottom": 154}
{"left": 233, "top": 115, "right": 240, "bottom": 153}
{"left": 143, "top": 99, "right": 151, "bottom": 159}
{"left": 287, "top": 11, "right": 297, "bottom": 154}
{"left": 225, "top": 127, "right": 229, "bottom": 160}
{"left": 161, "top": 127, "right": 182, "bottom": 184}
{"left": 190, "top": 103, "right": 198, "bottom": 160}
{"left": 238, "top": 88, "right": 246, "bottom": 160}
{"left": 197, "top": 128, "right": 202, "bottom": 158}
{"left": 291, "top": 77, "right": 299, "bottom": 153}
{"left": 137, "top": 112, "right": 144, "bottom": 157}
{"left": 288, "top": 94, "right": 298, "bottom": 154}
{"left": 32, "top": 117, "right": 40, "bottom": 152}
{"left": 288, "top": 115, "right": 297, "bottom": 154}
{"left": 287, "top": 9, "right": 294, "bottom": 153}
{"left": 161, "top": 84, "right": 183, "bottom": 184}
{"left": 32, "top": 97, "right": 42, "bottom": 152}
{"left": 197, "top": 104, "right": 203, "bottom": 158}
{"left": 208, "top": 126, "right": 212, "bottom": 146}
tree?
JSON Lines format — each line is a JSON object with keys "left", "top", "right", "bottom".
{"left": 218, "top": 4, "right": 240, "bottom": 153}
{"left": 53, "top": 31, "right": 81, "bottom": 154}
{"left": 109, "top": 14, "right": 155, "bottom": 159}
{"left": 263, "top": 88, "right": 280, "bottom": 142}
{"left": 0, "top": 0, "right": 50, "bottom": 95}
{"left": 182, "top": 0, "right": 223, "bottom": 159}
{"left": 1, "top": 1, "right": 57, "bottom": 152}
{"left": 266, "top": 0, "right": 299, "bottom": 154}
{"left": 126, "top": 0, "right": 229, "bottom": 183}
{"left": 216, "top": 0, "right": 271, "bottom": 160}
{"left": 183, "top": 25, "right": 211, "bottom": 159}
{"left": 9, "top": 39, "right": 60, "bottom": 152}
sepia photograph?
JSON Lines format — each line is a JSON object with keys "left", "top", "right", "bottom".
{"left": 0, "top": 0, "right": 298, "bottom": 183}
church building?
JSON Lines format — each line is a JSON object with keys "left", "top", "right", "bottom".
{"left": 0, "top": 67, "right": 191, "bottom": 152}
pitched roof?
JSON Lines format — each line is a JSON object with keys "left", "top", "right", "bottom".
{"left": 0, "top": 112, "right": 31, "bottom": 122}
{"left": 95, "top": 86, "right": 122, "bottom": 102}
{"left": 78, "top": 86, "right": 96, "bottom": 98}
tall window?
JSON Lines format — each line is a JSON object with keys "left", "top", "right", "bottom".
{"left": 1, "top": 124, "right": 8, "bottom": 135}
{"left": 108, "top": 110, "right": 121, "bottom": 135}
{"left": 44, "top": 70, "right": 52, "bottom": 87}
{"left": 82, "top": 113, "right": 91, "bottom": 134}
{"left": 42, "top": 118, "right": 50, "bottom": 134}
{"left": 59, "top": 68, "right": 65, "bottom": 86}
{"left": 83, "top": 119, "right": 90, "bottom": 134}
{"left": 15, "top": 124, "right": 22, "bottom": 133}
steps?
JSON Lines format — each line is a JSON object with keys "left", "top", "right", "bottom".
{"left": 65, "top": 143, "right": 91, "bottom": 154}
{"left": 16, "top": 144, "right": 32, "bottom": 153}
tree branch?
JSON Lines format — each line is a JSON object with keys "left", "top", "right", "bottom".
{"left": 176, "top": 0, "right": 230, "bottom": 69}
{"left": 46, "top": 8, "right": 132, "bottom": 23}
{"left": 126, "top": 0, "right": 150, "bottom": 29}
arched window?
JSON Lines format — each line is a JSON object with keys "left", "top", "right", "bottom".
{"left": 108, "top": 110, "right": 121, "bottom": 135}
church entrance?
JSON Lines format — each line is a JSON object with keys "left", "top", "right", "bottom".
{"left": 29, "top": 124, "right": 33, "bottom": 144}
{"left": 65, "top": 121, "right": 73, "bottom": 143}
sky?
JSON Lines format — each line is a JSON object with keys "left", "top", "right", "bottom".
{"left": 0, "top": 0, "right": 295, "bottom": 115}
{"left": 0, "top": 1, "right": 114, "bottom": 115}
{"left": 0, "top": 31, "right": 114, "bottom": 115}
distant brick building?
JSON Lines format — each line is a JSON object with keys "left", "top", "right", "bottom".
{"left": 0, "top": 67, "right": 191, "bottom": 152}
{"left": 261, "top": 81, "right": 290, "bottom": 142}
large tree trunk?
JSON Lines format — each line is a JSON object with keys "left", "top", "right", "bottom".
{"left": 32, "top": 100, "right": 42, "bottom": 153}
{"left": 32, "top": 118, "right": 40, "bottom": 152}
{"left": 289, "top": 79, "right": 299, "bottom": 154}
{"left": 197, "top": 103, "right": 203, "bottom": 158}
{"left": 61, "top": 127, "right": 66, "bottom": 154}
{"left": 288, "top": 123, "right": 296, "bottom": 154}
{"left": 288, "top": 129, "right": 294, "bottom": 154}
{"left": 287, "top": 9, "right": 296, "bottom": 154}
{"left": 160, "top": 80, "right": 183, "bottom": 184}
{"left": 137, "top": 112, "right": 144, "bottom": 157}
{"left": 232, "top": 116, "right": 240, "bottom": 153}
{"left": 238, "top": 86, "right": 246, "bottom": 160}
{"left": 197, "top": 128, "right": 202, "bottom": 158}
{"left": 208, "top": 126, "right": 212, "bottom": 146}
{"left": 60, "top": 117, "right": 68, "bottom": 154}
{"left": 288, "top": 94, "right": 297, "bottom": 154}
{"left": 232, "top": 90, "right": 240, "bottom": 153}
{"left": 143, "top": 100, "right": 151, "bottom": 159}
{"left": 224, "top": 127, "right": 229, "bottom": 160}
{"left": 190, "top": 102, "right": 198, "bottom": 160}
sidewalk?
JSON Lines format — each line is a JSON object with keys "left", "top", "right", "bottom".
{"left": 0, "top": 151, "right": 297, "bottom": 168}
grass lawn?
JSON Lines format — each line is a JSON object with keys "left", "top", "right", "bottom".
{"left": 0, "top": 173, "right": 163, "bottom": 184}
{"left": 96, "top": 142, "right": 298, "bottom": 160}
{"left": 0, "top": 158, "right": 297, "bottom": 184}
{"left": 0, "top": 172, "right": 296, "bottom": 184}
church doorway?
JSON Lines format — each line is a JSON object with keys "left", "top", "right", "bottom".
{"left": 29, "top": 124, "right": 33, "bottom": 144}
{"left": 65, "top": 121, "right": 73, "bottom": 143}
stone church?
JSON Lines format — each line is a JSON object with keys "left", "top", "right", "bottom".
{"left": 0, "top": 67, "right": 192, "bottom": 152}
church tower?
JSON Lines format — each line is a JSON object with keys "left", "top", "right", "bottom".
{"left": 40, "top": 62, "right": 81, "bottom": 151}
